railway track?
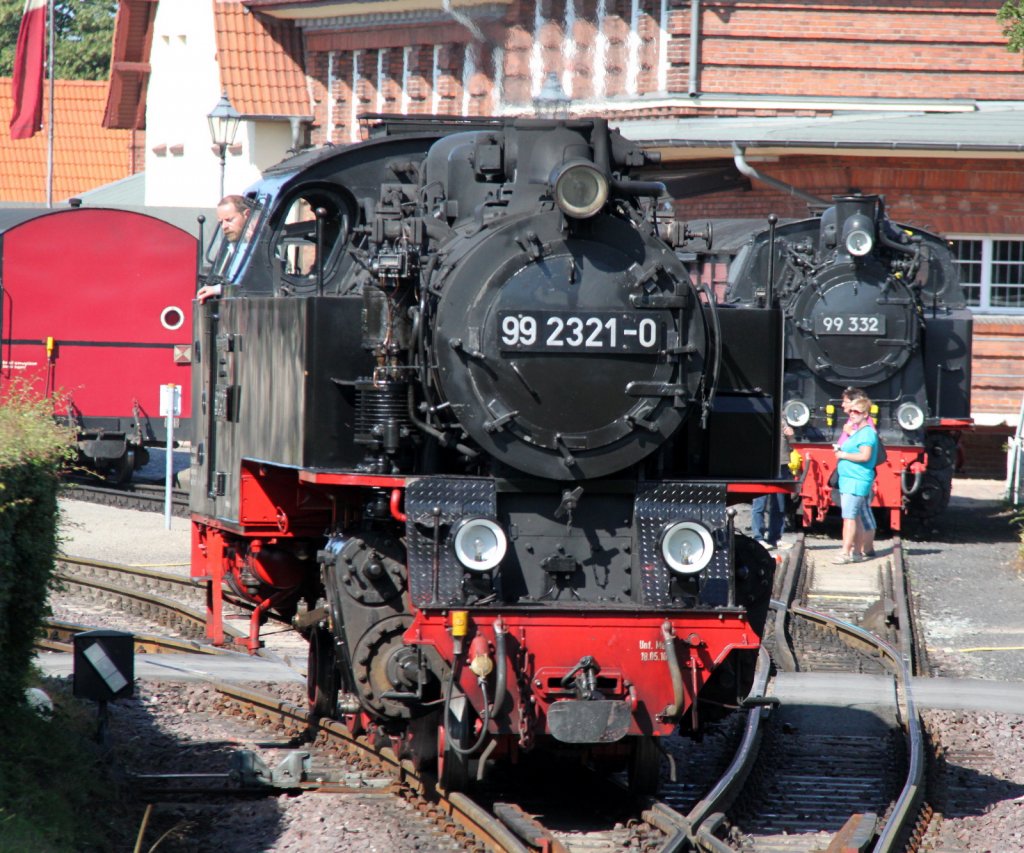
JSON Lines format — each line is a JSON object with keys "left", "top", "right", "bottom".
{"left": 52, "top": 555, "right": 241, "bottom": 643}
{"left": 699, "top": 534, "right": 926, "bottom": 852}
{"left": 36, "top": 617, "right": 230, "bottom": 656}
{"left": 60, "top": 479, "right": 190, "bottom": 516}
{"left": 44, "top": 540, "right": 938, "bottom": 851}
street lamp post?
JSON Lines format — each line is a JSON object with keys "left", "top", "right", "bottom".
{"left": 207, "top": 92, "right": 241, "bottom": 200}
{"left": 533, "top": 72, "right": 571, "bottom": 119}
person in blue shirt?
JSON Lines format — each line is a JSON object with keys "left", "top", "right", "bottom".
{"left": 832, "top": 397, "right": 879, "bottom": 564}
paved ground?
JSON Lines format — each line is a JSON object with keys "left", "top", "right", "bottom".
{"left": 59, "top": 497, "right": 191, "bottom": 571}
{"left": 906, "top": 477, "right": 1024, "bottom": 682}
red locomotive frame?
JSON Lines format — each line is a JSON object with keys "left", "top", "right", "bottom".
{"left": 192, "top": 466, "right": 781, "bottom": 761}
{"left": 790, "top": 418, "right": 971, "bottom": 531}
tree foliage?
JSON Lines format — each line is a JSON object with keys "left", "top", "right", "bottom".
{"left": 998, "top": 1, "right": 1024, "bottom": 55}
{"left": 0, "top": 0, "right": 117, "bottom": 81}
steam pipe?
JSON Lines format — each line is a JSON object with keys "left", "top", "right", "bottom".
{"left": 731, "top": 143, "right": 827, "bottom": 207}
{"left": 389, "top": 488, "right": 406, "bottom": 522}
{"left": 876, "top": 222, "right": 917, "bottom": 257}
{"left": 406, "top": 384, "right": 479, "bottom": 459}
{"left": 611, "top": 178, "right": 667, "bottom": 198}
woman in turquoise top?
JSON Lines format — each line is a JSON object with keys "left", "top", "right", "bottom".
{"left": 832, "top": 398, "right": 879, "bottom": 564}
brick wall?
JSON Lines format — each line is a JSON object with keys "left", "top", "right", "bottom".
{"left": 959, "top": 425, "right": 1014, "bottom": 479}
{"left": 299, "top": 1, "right": 1024, "bottom": 144}
{"left": 696, "top": 1, "right": 1023, "bottom": 100}
{"left": 971, "top": 317, "right": 1024, "bottom": 416}
{"left": 669, "top": 155, "right": 1024, "bottom": 237}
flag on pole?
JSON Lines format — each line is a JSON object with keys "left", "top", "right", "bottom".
{"left": 9, "top": 0, "right": 48, "bottom": 140}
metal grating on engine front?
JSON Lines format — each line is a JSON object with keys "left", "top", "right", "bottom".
{"left": 405, "top": 476, "right": 497, "bottom": 607}
{"left": 634, "top": 481, "right": 729, "bottom": 607}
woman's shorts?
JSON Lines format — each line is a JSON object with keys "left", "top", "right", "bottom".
{"left": 840, "top": 492, "right": 876, "bottom": 530}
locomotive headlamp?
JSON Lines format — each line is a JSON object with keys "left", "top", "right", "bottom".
{"left": 784, "top": 399, "right": 811, "bottom": 428}
{"left": 453, "top": 518, "right": 508, "bottom": 572}
{"left": 896, "top": 402, "right": 926, "bottom": 431}
{"left": 552, "top": 161, "right": 609, "bottom": 219}
{"left": 660, "top": 521, "right": 715, "bottom": 575}
{"left": 842, "top": 214, "right": 874, "bottom": 257}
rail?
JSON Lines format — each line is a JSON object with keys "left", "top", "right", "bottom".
{"left": 648, "top": 539, "right": 925, "bottom": 851}
{"left": 789, "top": 601, "right": 924, "bottom": 852}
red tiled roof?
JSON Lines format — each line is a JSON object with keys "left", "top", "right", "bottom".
{"left": 0, "top": 79, "right": 141, "bottom": 203}
{"left": 214, "top": 1, "right": 310, "bottom": 118}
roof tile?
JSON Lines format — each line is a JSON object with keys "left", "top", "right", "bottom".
{"left": 214, "top": 0, "right": 310, "bottom": 118}
{"left": 0, "top": 79, "right": 141, "bottom": 203}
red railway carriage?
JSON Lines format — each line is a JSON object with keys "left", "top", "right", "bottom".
{"left": 0, "top": 205, "right": 198, "bottom": 479}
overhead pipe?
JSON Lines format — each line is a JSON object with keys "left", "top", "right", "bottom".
{"left": 731, "top": 143, "right": 828, "bottom": 207}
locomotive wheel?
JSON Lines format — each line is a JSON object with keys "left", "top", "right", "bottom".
{"left": 906, "top": 471, "right": 952, "bottom": 520}
{"left": 925, "top": 432, "right": 958, "bottom": 473}
{"left": 627, "top": 735, "right": 662, "bottom": 796}
{"left": 307, "top": 625, "right": 338, "bottom": 719}
{"left": 350, "top": 614, "right": 418, "bottom": 719}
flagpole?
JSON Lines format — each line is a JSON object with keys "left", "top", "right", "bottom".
{"left": 45, "top": 0, "right": 54, "bottom": 208}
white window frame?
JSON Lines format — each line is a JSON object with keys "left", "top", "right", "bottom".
{"left": 948, "top": 235, "right": 1024, "bottom": 315}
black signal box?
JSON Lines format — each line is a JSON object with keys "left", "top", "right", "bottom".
{"left": 73, "top": 629, "right": 135, "bottom": 702}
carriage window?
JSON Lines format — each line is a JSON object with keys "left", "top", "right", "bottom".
{"left": 273, "top": 189, "right": 351, "bottom": 288}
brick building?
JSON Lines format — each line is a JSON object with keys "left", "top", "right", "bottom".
{"left": 104, "top": 0, "right": 1024, "bottom": 473}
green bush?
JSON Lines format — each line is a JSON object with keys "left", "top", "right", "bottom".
{"left": 0, "top": 383, "right": 76, "bottom": 709}
{"left": 0, "top": 683, "right": 123, "bottom": 852}
{"left": 0, "top": 387, "right": 128, "bottom": 851}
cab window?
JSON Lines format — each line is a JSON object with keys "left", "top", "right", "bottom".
{"left": 206, "top": 197, "right": 268, "bottom": 282}
{"left": 272, "top": 188, "right": 352, "bottom": 290}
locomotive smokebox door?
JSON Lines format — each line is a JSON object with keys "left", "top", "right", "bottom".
{"left": 73, "top": 629, "right": 134, "bottom": 702}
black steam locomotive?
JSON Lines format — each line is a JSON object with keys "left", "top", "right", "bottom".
{"left": 190, "top": 117, "right": 786, "bottom": 792}
{"left": 722, "top": 195, "right": 973, "bottom": 528}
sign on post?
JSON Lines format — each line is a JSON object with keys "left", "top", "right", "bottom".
{"left": 73, "top": 630, "right": 134, "bottom": 702}
{"left": 160, "top": 383, "right": 182, "bottom": 418}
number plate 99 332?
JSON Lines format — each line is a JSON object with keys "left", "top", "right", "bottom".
{"left": 814, "top": 314, "right": 886, "bottom": 336}
{"left": 497, "top": 311, "right": 662, "bottom": 354}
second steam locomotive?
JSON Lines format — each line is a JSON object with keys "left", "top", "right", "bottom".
{"left": 723, "top": 195, "right": 973, "bottom": 529}
{"left": 190, "top": 117, "right": 786, "bottom": 792}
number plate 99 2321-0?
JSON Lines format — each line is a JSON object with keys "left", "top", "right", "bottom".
{"left": 814, "top": 314, "right": 886, "bottom": 335}
{"left": 497, "top": 311, "right": 663, "bottom": 354}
